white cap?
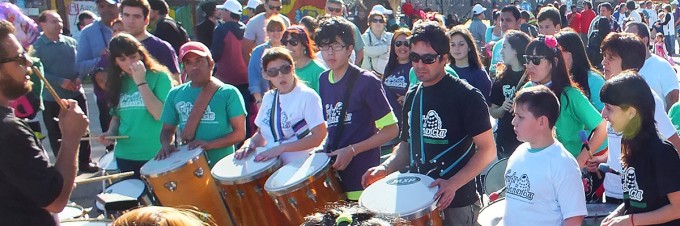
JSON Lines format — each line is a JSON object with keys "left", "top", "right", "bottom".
{"left": 370, "top": 5, "right": 393, "bottom": 15}
{"left": 217, "top": 0, "right": 242, "bottom": 15}
{"left": 672, "top": 0, "right": 678, "bottom": 5}
{"left": 246, "top": 0, "right": 261, "bottom": 9}
{"left": 472, "top": 4, "right": 487, "bottom": 15}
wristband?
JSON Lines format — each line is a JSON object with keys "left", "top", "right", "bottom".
{"left": 350, "top": 144, "right": 357, "bottom": 156}
{"left": 136, "top": 82, "right": 148, "bottom": 87}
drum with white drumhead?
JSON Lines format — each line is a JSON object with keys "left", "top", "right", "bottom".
{"left": 477, "top": 198, "right": 505, "bottom": 226}
{"left": 360, "top": 172, "right": 443, "bottom": 226}
{"left": 57, "top": 204, "right": 85, "bottom": 222}
{"left": 484, "top": 158, "right": 508, "bottom": 196}
{"left": 98, "top": 151, "right": 118, "bottom": 173}
{"left": 95, "top": 179, "right": 150, "bottom": 212}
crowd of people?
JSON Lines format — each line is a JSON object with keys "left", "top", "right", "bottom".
{"left": 3, "top": 0, "right": 680, "bottom": 225}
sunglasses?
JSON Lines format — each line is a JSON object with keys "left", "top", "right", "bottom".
{"left": 370, "top": 18, "right": 386, "bottom": 23}
{"left": 264, "top": 64, "right": 292, "bottom": 77}
{"left": 327, "top": 6, "right": 342, "bottom": 13}
{"left": 268, "top": 4, "right": 282, "bottom": 11}
{"left": 282, "top": 38, "right": 299, "bottom": 46}
{"left": 395, "top": 40, "right": 410, "bottom": 47}
{"left": 524, "top": 55, "right": 547, "bottom": 65}
{"left": 0, "top": 52, "right": 29, "bottom": 67}
{"left": 409, "top": 53, "right": 442, "bottom": 64}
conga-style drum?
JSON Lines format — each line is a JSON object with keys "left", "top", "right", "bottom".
{"left": 140, "top": 146, "right": 232, "bottom": 226}
{"left": 211, "top": 147, "right": 286, "bottom": 226}
{"left": 360, "top": 172, "right": 443, "bottom": 226}
{"left": 264, "top": 153, "right": 345, "bottom": 225}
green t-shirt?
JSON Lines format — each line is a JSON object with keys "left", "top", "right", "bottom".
{"left": 296, "top": 59, "right": 326, "bottom": 94}
{"left": 113, "top": 71, "right": 173, "bottom": 161}
{"left": 408, "top": 65, "right": 459, "bottom": 88}
{"left": 160, "top": 80, "right": 246, "bottom": 167}
{"left": 668, "top": 102, "right": 680, "bottom": 134}
{"left": 555, "top": 87, "right": 604, "bottom": 156}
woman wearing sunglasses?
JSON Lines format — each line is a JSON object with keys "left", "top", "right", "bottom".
{"left": 524, "top": 35, "right": 607, "bottom": 168}
{"left": 248, "top": 17, "right": 286, "bottom": 108}
{"left": 282, "top": 25, "right": 326, "bottom": 94}
{"left": 489, "top": 30, "right": 531, "bottom": 158}
{"left": 599, "top": 73, "right": 680, "bottom": 226}
{"left": 235, "top": 47, "right": 327, "bottom": 164}
{"left": 382, "top": 28, "right": 411, "bottom": 129}
{"left": 361, "top": 10, "right": 393, "bottom": 76}
{"left": 448, "top": 25, "right": 492, "bottom": 101}
{"left": 555, "top": 30, "right": 605, "bottom": 111}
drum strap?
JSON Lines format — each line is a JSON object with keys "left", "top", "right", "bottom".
{"left": 410, "top": 84, "right": 425, "bottom": 166}
{"left": 268, "top": 90, "right": 312, "bottom": 143}
{"left": 327, "top": 69, "right": 359, "bottom": 151}
{"left": 181, "top": 78, "right": 219, "bottom": 142}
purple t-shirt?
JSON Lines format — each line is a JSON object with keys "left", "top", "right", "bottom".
{"left": 383, "top": 62, "right": 411, "bottom": 124}
{"left": 319, "top": 64, "right": 394, "bottom": 192}
{"left": 141, "top": 34, "right": 179, "bottom": 75}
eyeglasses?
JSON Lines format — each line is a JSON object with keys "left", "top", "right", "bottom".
{"left": 0, "top": 52, "right": 29, "bottom": 67}
{"left": 282, "top": 38, "right": 299, "bottom": 46}
{"left": 370, "top": 18, "right": 386, "bottom": 23}
{"left": 395, "top": 40, "right": 410, "bottom": 47}
{"left": 267, "top": 29, "right": 283, "bottom": 33}
{"left": 318, "top": 44, "right": 347, "bottom": 52}
{"left": 524, "top": 55, "right": 547, "bottom": 65}
{"left": 327, "top": 6, "right": 342, "bottom": 13}
{"left": 268, "top": 4, "right": 282, "bottom": 11}
{"left": 264, "top": 64, "right": 292, "bottom": 77}
{"left": 409, "top": 53, "right": 442, "bottom": 64}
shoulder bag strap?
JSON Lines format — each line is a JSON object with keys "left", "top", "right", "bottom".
{"left": 181, "top": 78, "right": 219, "bottom": 142}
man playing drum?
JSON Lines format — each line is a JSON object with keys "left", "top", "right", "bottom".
{"left": 0, "top": 20, "right": 90, "bottom": 225}
{"left": 156, "top": 41, "right": 246, "bottom": 167}
{"left": 362, "top": 21, "right": 497, "bottom": 225}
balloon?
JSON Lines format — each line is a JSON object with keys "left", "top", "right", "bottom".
{"left": 0, "top": 3, "right": 39, "bottom": 48}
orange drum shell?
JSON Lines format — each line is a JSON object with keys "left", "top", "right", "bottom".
{"left": 269, "top": 169, "right": 346, "bottom": 225}
{"left": 142, "top": 154, "right": 233, "bottom": 226}
{"left": 217, "top": 167, "right": 288, "bottom": 226}
{"left": 402, "top": 210, "right": 444, "bottom": 226}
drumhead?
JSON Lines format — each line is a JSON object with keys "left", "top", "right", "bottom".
{"left": 211, "top": 147, "right": 280, "bottom": 184}
{"left": 264, "top": 152, "right": 328, "bottom": 193}
{"left": 359, "top": 173, "right": 437, "bottom": 220}
{"left": 586, "top": 203, "right": 620, "bottom": 218}
{"left": 484, "top": 158, "right": 508, "bottom": 195}
{"left": 98, "top": 151, "right": 117, "bottom": 171}
{"left": 477, "top": 198, "right": 505, "bottom": 226}
{"left": 59, "top": 220, "right": 112, "bottom": 225}
{"left": 140, "top": 146, "right": 203, "bottom": 177}
{"left": 95, "top": 179, "right": 146, "bottom": 210}
{"left": 58, "top": 205, "right": 84, "bottom": 221}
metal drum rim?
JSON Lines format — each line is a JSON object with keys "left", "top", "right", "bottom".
{"left": 140, "top": 151, "right": 204, "bottom": 178}
{"left": 264, "top": 155, "right": 331, "bottom": 195}
{"left": 359, "top": 173, "right": 438, "bottom": 221}
{"left": 212, "top": 159, "right": 282, "bottom": 185}
{"left": 483, "top": 158, "right": 509, "bottom": 195}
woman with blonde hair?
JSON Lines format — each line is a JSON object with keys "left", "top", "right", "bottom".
{"left": 249, "top": 16, "right": 287, "bottom": 107}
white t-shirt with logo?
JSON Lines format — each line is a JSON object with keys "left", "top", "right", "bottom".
{"left": 639, "top": 55, "right": 680, "bottom": 108}
{"left": 502, "top": 141, "right": 587, "bottom": 226}
{"left": 254, "top": 83, "right": 325, "bottom": 164}
{"left": 603, "top": 89, "right": 677, "bottom": 199}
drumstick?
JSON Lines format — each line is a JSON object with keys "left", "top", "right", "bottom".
{"left": 75, "top": 171, "right": 134, "bottom": 185}
{"left": 31, "top": 66, "right": 68, "bottom": 110}
{"left": 511, "top": 72, "right": 529, "bottom": 99}
{"left": 58, "top": 136, "right": 129, "bottom": 142}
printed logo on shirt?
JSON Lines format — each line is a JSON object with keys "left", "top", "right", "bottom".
{"left": 261, "top": 107, "right": 292, "bottom": 128}
{"left": 502, "top": 85, "right": 516, "bottom": 100}
{"left": 384, "top": 75, "right": 408, "bottom": 89}
{"left": 176, "top": 101, "right": 217, "bottom": 123}
{"left": 119, "top": 92, "right": 145, "bottom": 108}
{"left": 505, "top": 169, "right": 535, "bottom": 201}
{"left": 422, "top": 110, "right": 448, "bottom": 139}
{"left": 326, "top": 102, "right": 352, "bottom": 125}
{"left": 622, "top": 167, "right": 644, "bottom": 202}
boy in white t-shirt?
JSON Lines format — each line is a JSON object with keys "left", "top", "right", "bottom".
{"left": 502, "top": 85, "right": 587, "bottom": 226}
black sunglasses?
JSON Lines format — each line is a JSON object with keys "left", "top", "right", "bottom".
{"left": 370, "top": 18, "right": 386, "bottom": 23}
{"left": 264, "top": 64, "right": 292, "bottom": 77}
{"left": 409, "top": 53, "right": 442, "bottom": 64}
{"left": 524, "top": 55, "right": 547, "bottom": 65}
{"left": 0, "top": 52, "right": 29, "bottom": 66}
{"left": 282, "top": 38, "right": 299, "bottom": 46}
{"left": 268, "top": 4, "right": 282, "bottom": 11}
{"left": 395, "top": 40, "right": 410, "bottom": 48}
{"left": 327, "top": 6, "right": 342, "bottom": 13}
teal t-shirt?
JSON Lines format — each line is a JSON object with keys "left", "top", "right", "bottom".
{"left": 160, "top": 80, "right": 246, "bottom": 167}
{"left": 489, "top": 38, "right": 505, "bottom": 76}
{"left": 586, "top": 70, "right": 605, "bottom": 112}
{"left": 408, "top": 65, "right": 459, "bottom": 88}
{"left": 668, "top": 102, "right": 680, "bottom": 134}
{"left": 296, "top": 59, "right": 326, "bottom": 94}
{"left": 113, "top": 70, "right": 173, "bottom": 161}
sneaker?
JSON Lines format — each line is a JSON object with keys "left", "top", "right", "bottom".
{"left": 79, "top": 162, "right": 100, "bottom": 173}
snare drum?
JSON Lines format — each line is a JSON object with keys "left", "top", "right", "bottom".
{"left": 584, "top": 203, "right": 619, "bottom": 226}
{"left": 98, "top": 151, "right": 118, "bottom": 173}
{"left": 95, "top": 179, "right": 151, "bottom": 212}
{"left": 212, "top": 147, "right": 286, "bottom": 226}
{"left": 484, "top": 158, "right": 508, "bottom": 196}
{"left": 58, "top": 204, "right": 85, "bottom": 222}
{"left": 477, "top": 198, "right": 505, "bottom": 226}
{"left": 360, "top": 172, "right": 443, "bottom": 226}
{"left": 140, "top": 146, "right": 232, "bottom": 226}
{"left": 59, "top": 219, "right": 112, "bottom": 225}
{"left": 264, "top": 153, "right": 345, "bottom": 225}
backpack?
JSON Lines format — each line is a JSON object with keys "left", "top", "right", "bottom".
{"left": 165, "top": 17, "right": 189, "bottom": 46}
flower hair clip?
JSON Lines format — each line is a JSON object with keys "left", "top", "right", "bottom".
{"left": 539, "top": 35, "right": 558, "bottom": 52}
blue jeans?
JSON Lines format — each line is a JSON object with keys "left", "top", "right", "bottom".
{"left": 666, "top": 34, "right": 677, "bottom": 56}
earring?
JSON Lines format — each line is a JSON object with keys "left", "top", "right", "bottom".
{"left": 303, "top": 49, "right": 308, "bottom": 54}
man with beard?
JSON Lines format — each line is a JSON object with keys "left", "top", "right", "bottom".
{"left": 0, "top": 20, "right": 89, "bottom": 225}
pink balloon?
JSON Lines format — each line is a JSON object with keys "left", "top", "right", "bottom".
{"left": 0, "top": 3, "right": 39, "bottom": 48}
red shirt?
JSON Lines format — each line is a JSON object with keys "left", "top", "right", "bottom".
{"left": 567, "top": 12, "right": 582, "bottom": 33}
{"left": 580, "top": 9, "right": 597, "bottom": 34}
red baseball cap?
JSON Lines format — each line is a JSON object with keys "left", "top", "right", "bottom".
{"left": 179, "top": 41, "right": 211, "bottom": 61}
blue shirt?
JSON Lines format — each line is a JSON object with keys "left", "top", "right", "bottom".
{"left": 452, "top": 65, "right": 492, "bottom": 102}
{"left": 586, "top": 70, "right": 605, "bottom": 111}
{"left": 76, "top": 20, "right": 112, "bottom": 77}
{"left": 248, "top": 42, "right": 271, "bottom": 95}
{"left": 31, "top": 34, "right": 81, "bottom": 100}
